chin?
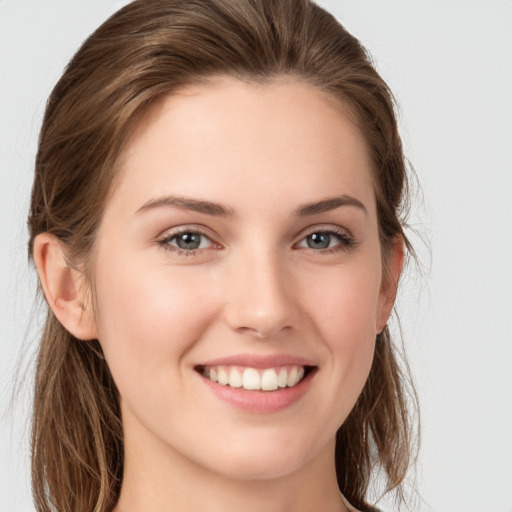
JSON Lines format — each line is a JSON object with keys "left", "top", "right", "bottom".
{"left": 194, "top": 432, "right": 330, "bottom": 483}
{"left": 210, "top": 454, "right": 306, "bottom": 482}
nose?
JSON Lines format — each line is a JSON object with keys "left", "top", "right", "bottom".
{"left": 223, "top": 250, "right": 295, "bottom": 339}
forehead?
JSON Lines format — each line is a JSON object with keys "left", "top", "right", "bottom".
{"left": 112, "top": 77, "right": 376, "bottom": 217}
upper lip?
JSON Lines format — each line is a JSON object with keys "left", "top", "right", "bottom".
{"left": 196, "top": 354, "right": 317, "bottom": 369}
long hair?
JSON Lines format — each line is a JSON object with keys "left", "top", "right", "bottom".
{"left": 28, "top": 1, "right": 418, "bottom": 510}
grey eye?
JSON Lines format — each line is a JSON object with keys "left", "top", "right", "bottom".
{"left": 305, "top": 232, "right": 333, "bottom": 249}
{"left": 174, "top": 232, "right": 204, "bottom": 250}
{"left": 297, "top": 230, "right": 353, "bottom": 251}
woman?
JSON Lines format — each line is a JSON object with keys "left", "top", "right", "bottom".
{"left": 28, "top": 0, "right": 418, "bottom": 510}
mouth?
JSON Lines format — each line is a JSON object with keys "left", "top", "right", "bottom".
{"left": 195, "top": 364, "right": 315, "bottom": 391}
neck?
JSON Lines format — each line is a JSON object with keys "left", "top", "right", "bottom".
{"left": 114, "top": 420, "right": 348, "bottom": 512}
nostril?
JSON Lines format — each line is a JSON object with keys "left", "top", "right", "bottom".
{"left": 223, "top": 273, "right": 295, "bottom": 338}
{"left": 232, "top": 323, "right": 293, "bottom": 340}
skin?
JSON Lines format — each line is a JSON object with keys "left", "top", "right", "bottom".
{"left": 35, "top": 77, "right": 402, "bottom": 512}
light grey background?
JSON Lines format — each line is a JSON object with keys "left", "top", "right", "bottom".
{"left": 1, "top": 1, "right": 511, "bottom": 511}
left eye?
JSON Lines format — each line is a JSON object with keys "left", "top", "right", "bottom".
{"left": 166, "top": 231, "right": 212, "bottom": 251}
{"left": 297, "top": 231, "right": 349, "bottom": 250}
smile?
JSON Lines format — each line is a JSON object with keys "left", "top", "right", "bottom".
{"left": 198, "top": 365, "right": 308, "bottom": 391}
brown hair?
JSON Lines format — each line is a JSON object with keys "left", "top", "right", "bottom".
{"left": 28, "top": 0, "right": 418, "bottom": 510}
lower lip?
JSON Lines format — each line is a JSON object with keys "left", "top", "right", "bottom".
{"left": 197, "top": 369, "right": 315, "bottom": 413}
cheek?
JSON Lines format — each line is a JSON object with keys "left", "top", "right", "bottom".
{"left": 92, "top": 251, "right": 219, "bottom": 388}
{"left": 299, "top": 257, "right": 381, "bottom": 387}
{"left": 302, "top": 258, "right": 382, "bottom": 340}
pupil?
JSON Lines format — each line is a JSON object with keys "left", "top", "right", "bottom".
{"left": 307, "top": 233, "right": 330, "bottom": 249}
{"left": 177, "top": 233, "right": 201, "bottom": 250}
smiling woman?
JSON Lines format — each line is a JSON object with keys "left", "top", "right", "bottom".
{"left": 28, "top": 1, "right": 418, "bottom": 512}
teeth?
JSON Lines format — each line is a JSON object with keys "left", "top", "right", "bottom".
{"left": 277, "top": 368, "right": 288, "bottom": 388}
{"left": 228, "top": 368, "right": 243, "bottom": 388}
{"left": 287, "top": 367, "right": 299, "bottom": 387}
{"left": 242, "top": 368, "right": 260, "bottom": 390}
{"left": 202, "top": 365, "right": 307, "bottom": 391}
{"left": 261, "top": 369, "right": 278, "bottom": 391}
{"left": 217, "top": 368, "right": 229, "bottom": 386}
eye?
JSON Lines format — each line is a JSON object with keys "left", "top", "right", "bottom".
{"left": 158, "top": 229, "right": 215, "bottom": 254}
{"left": 296, "top": 229, "right": 354, "bottom": 251}
{"left": 172, "top": 232, "right": 209, "bottom": 250}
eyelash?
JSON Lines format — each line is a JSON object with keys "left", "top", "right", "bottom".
{"left": 157, "top": 228, "right": 216, "bottom": 257}
{"left": 298, "top": 228, "right": 356, "bottom": 254}
{"left": 157, "top": 227, "right": 356, "bottom": 257}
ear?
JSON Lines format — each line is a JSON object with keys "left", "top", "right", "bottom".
{"left": 33, "top": 233, "right": 99, "bottom": 340}
{"left": 376, "top": 236, "right": 405, "bottom": 334}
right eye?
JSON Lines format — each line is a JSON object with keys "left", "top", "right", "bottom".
{"left": 158, "top": 229, "right": 216, "bottom": 255}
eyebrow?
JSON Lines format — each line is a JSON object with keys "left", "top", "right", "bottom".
{"left": 296, "top": 195, "right": 368, "bottom": 216}
{"left": 136, "top": 195, "right": 235, "bottom": 217}
{"left": 136, "top": 193, "right": 367, "bottom": 217}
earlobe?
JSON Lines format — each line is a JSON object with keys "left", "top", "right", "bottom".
{"left": 376, "top": 236, "right": 405, "bottom": 334}
{"left": 33, "top": 233, "right": 98, "bottom": 340}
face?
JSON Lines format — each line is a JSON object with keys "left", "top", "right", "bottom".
{"left": 90, "top": 77, "right": 395, "bottom": 482}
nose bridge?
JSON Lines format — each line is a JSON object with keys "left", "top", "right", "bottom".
{"left": 224, "top": 243, "right": 294, "bottom": 338}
